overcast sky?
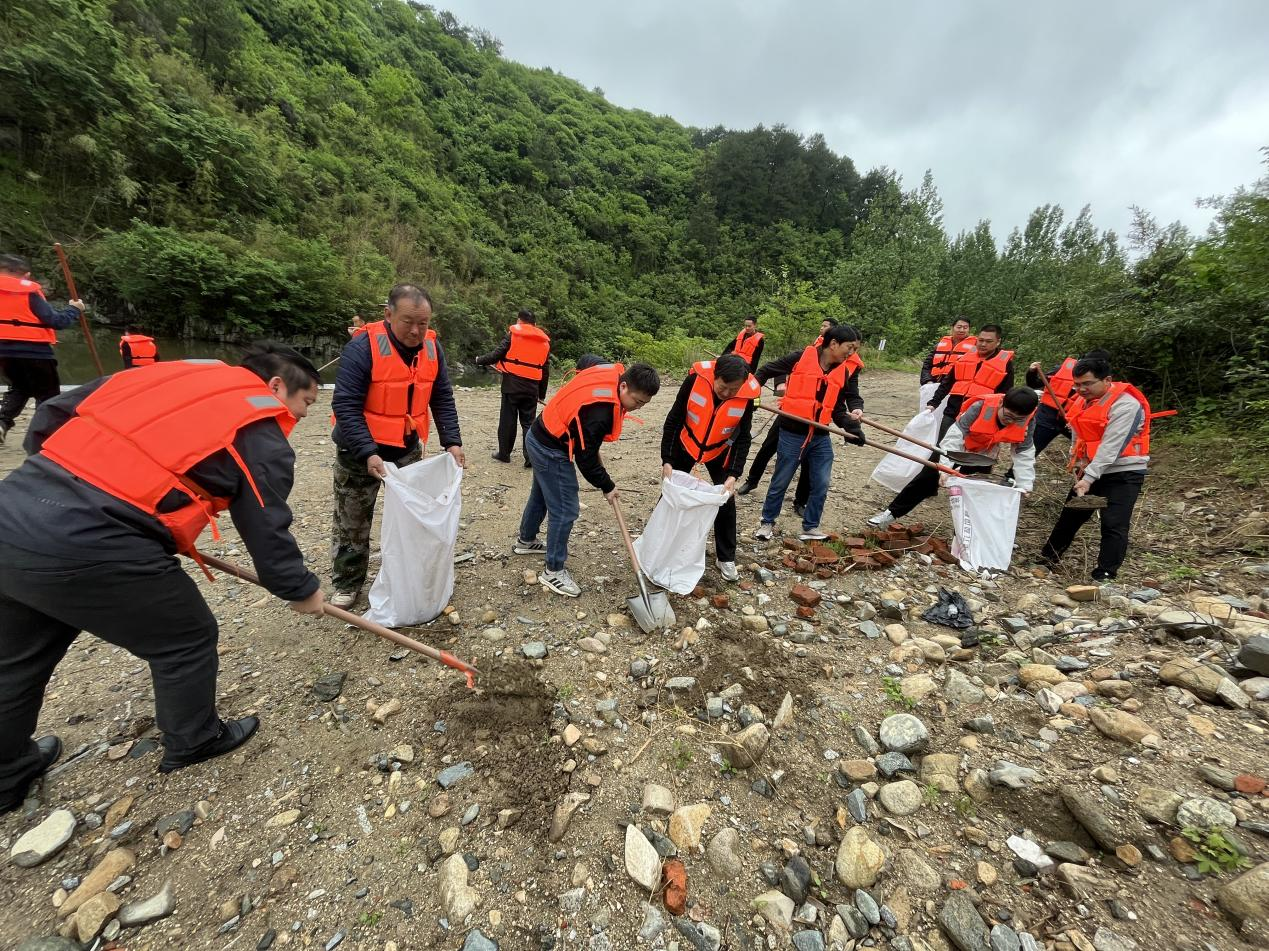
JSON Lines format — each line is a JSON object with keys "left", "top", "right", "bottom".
{"left": 438, "top": 0, "right": 1269, "bottom": 243}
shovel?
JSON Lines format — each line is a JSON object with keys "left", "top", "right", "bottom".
{"left": 857, "top": 413, "right": 996, "bottom": 468}
{"left": 757, "top": 405, "right": 961, "bottom": 477}
{"left": 198, "top": 552, "right": 479, "bottom": 688}
{"left": 608, "top": 495, "right": 675, "bottom": 633}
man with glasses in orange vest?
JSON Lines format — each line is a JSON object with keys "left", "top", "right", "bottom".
{"left": 329, "top": 284, "right": 465, "bottom": 609}
{"left": 752, "top": 325, "right": 865, "bottom": 542}
{"left": 1037, "top": 355, "right": 1152, "bottom": 582}
{"left": 119, "top": 326, "right": 160, "bottom": 369}
{"left": 920, "top": 317, "right": 976, "bottom": 386}
{"left": 721, "top": 316, "right": 765, "bottom": 374}
{"left": 659, "top": 353, "right": 760, "bottom": 582}
{"left": 514, "top": 362, "right": 661, "bottom": 598}
{"left": 0, "top": 344, "right": 325, "bottom": 810}
{"left": 475, "top": 309, "right": 550, "bottom": 467}
{"left": 0, "top": 253, "right": 86, "bottom": 446}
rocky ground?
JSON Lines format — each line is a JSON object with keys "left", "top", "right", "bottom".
{"left": 2, "top": 370, "right": 1268, "bottom": 951}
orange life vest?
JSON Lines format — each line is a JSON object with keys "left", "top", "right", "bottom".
{"left": 356, "top": 320, "right": 439, "bottom": 448}
{"left": 1068, "top": 382, "right": 1151, "bottom": 468}
{"left": 678, "top": 360, "right": 761, "bottom": 464}
{"left": 781, "top": 346, "right": 860, "bottom": 428}
{"left": 733, "top": 329, "right": 764, "bottom": 364}
{"left": 39, "top": 361, "right": 294, "bottom": 563}
{"left": 496, "top": 321, "right": 551, "bottom": 381}
{"left": 930, "top": 334, "right": 976, "bottom": 377}
{"left": 1039, "top": 357, "right": 1078, "bottom": 412}
{"left": 958, "top": 394, "right": 1034, "bottom": 453}
{"left": 0, "top": 274, "right": 58, "bottom": 345}
{"left": 540, "top": 362, "right": 626, "bottom": 457}
{"left": 120, "top": 333, "right": 158, "bottom": 366}
{"left": 950, "top": 348, "right": 1013, "bottom": 399}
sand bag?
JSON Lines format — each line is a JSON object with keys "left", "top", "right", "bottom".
{"left": 869, "top": 408, "right": 941, "bottom": 493}
{"left": 947, "top": 476, "right": 1022, "bottom": 572}
{"left": 919, "top": 381, "right": 942, "bottom": 412}
{"left": 633, "top": 471, "right": 730, "bottom": 594}
{"left": 365, "top": 454, "right": 464, "bottom": 626}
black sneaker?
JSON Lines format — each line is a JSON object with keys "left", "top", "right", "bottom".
{"left": 793, "top": 502, "right": 806, "bottom": 518}
{"left": 490, "top": 452, "right": 511, "bottom": 464}
{"left": 158, "top": 717, "right": 259, "bottom": 774}
{"left": 736, "top": 479, "right": 758, "bottom": 496}
{"left": 513, "top": 538, "right": 546, "bottom": 556}
{"left": 0, "top": 736, "right": 62, "bottom": 814}
{"left": 0, "top": 420, "right": 10, "bottom": 445}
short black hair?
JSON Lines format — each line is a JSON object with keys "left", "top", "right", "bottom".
{"left": 387, "top": 284, "right": 432, "bottom": 310}
{"left": 576, "top": 353, "right": 607, "bottom": 371}
{"left": 621, "top": 363, "right": 661, "bottom": 397}
{"left": 821, "top": 317, "right": 839, "bottom": 328}
{"left": 241, "top": 341, "right": 320, "bottom": 392}
{"left": 822, "top": 324, "right": 861, "bottom": 346}
{"left": 1073, "top": 356, "right": 1112, "bottom": 380}
{"left": 713, "top": 353, "right": 749, "bottom": 383}
{"left": 0, "top": 253, "right": 30, "bottom": 275}
{"left": 978, "top": 323, "right": 1003, "bottom": 338}
{"left": 952, "top": 316, "right": 971, "bottom": 327}
{"left": 517, "top": 309, "right": 536, "bottom": 324}
{"left": 1082, "top": 348, "right": 1111, "bottom": 364}
{"left": 744, "top": 315, "right": 758, "bottom": 325}
{"left": 1003, "top": 386, "right": 1039, "bottom": 414}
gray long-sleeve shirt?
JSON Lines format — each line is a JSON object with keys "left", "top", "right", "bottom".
{"left": 1079, "top": 391, "right": 1149, "bottom": 481}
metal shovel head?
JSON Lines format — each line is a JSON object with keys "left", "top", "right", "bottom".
{"left": 627, "top": 587, "right": 676, "bottom": 633}
{"left": 944, "top": 450, "right": 997, "bottom": 467}
{"left": 1065, "top": 494, "right": 1108, "bottom": 510}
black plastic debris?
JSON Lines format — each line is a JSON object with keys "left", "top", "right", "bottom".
{"left": 921, "top": 587, "right": 974, "bottom": 630}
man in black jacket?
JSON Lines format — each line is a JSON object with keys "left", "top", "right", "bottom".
{"left": 329, "top": 285, "right": 465, "bottom": 608}
{"left": 474, "top": 309, "right": 551, "bottom": 467}
{"left": 0, "top": 344, "right": 324, "bottom": 811}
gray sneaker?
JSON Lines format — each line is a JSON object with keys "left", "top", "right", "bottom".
{"left": 513, "top": 538, "right": 546, "bottom": 556}
{"left": 540, "top": 568, "right": 581, "bottom": 598}
{"left": 0, "top": 421, "right": 9, "bottom": 445}
{"left": 799, "top": 529, "right": 828, "bottom": 541}
{"left": 718, "top": 560, "right": 739, "bottom": 582}
{"left": 330, "top": 589, "right": 360, "bottom": 609}
{"left": 754, "top": 522, "right": 775, "bottom": 541}
{"left": 867, "top": 510, "right": 895, "bottom": 530}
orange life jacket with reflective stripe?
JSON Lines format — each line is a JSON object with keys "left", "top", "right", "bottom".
{"left": 678, "top": 360, "right": 761, "bottom": 464}
{"left": 496, "top": 321, "right": 551, "bottom": 381}
{"left": 1040, "top": 357, "right": 1078, "bottom": 412}
{"left": 0, "top": 274, "right": 57, "bottom": 345}
{"left": 958, "top": 394, "right": 1034, "bottom": 452}
{"left": 781, "top": 347, "right": 860, "bottom": 427}
{"left": 733, "top": 330, "right": 764, "bottom": 364}
{"left": 950, "top": 348, "right": 1013, "bottom": 399}
{"left": 39, "top": 361, "right": 294, "bottom": 565}
{"left": 540, "top": 362, "right": 625, "bottom": 457}
{"left": 120, "top": 333, "right": 158, "bottom": 366}
{"left": 931, "top": 334, "right": 976, "bottom": 377}
{"left": 355, "top": 320, "right": 439, "bottom": 448}
{"left": 1068, "top": 381, "right": 1151, "bottom": 468}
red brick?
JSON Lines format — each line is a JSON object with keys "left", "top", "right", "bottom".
{"left": 814, "top": 568, "right": 834, "bottom": 580}
{"left": 1235, "top": 774, "right": 1266, "bottom": 795}
{"left": 872, "top": 550, "right": 897, "bottom": 566}
{"left": 907, "top": 522, "right": 926, "bottom": 536}
{"left": 781, "top": 538, "right": 803, "bottom": 551}
{"left": 840, "top": 537, "right": 867, "bottom": 548}
{"left": 796, "top": 605, "right": 816, "bottom": 619}
{"left": 710, "top": 595, "right": 729, "bottom": 610}
{"left": 738, "top": 580, "right": 754, "bottom": 591}
{"left": 690, "top": 585, "right": 707, "bottom": 599}
{"left": 790, "top": 583, "right": 822, "bottom": 608}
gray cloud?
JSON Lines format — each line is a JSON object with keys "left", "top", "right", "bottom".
{"left": 439, "top": 0, "right": 1269, "bottom": 241}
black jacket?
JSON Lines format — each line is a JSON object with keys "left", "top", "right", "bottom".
{"left": 331, "top": 324, "right": 462, "bottom": 463}
{"left": 530, "top": 404, "right": 620, "bottom": 494}
{"left": 929, "top": 351, "right": 1015, "bottom": 420}
{"left": 474, "top": 332, "right": 550, "bottom": 401}
{"left": 0, "top": 377, "right": 319, "bottom": 601}
{"left": 660, "top": 373, "right": 755, "bottom": 479}
{"left": 721, "top": 332, "right": 765, "bottom": 373}
{"left": 756, "top": 349, "right": 864, "bottom": 442}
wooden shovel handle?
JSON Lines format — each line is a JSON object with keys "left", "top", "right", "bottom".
{"left": 53, "top": 242, "right": 104, "bottom": 377}
{"left": 756, "top": 405, "right": 960, "bottom": 477}
{"left": 858, "top": 414, "right": 940, "bottom": 453}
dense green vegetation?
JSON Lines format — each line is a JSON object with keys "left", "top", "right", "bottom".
{"left": 2, "top": 0, "right": 1266, "bottom": 467}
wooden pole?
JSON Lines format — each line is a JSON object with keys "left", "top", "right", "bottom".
{"left": 52, "top": 242, "right": 104, "bottom": 377}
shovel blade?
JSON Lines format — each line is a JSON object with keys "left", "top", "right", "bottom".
{"left": 627, "top": 591, "right": 676, "bottom": 633}
{"left": 1065, "top": 494, "right": 1108, "bottom": 510}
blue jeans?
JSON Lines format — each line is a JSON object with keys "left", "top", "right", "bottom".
{"left": 519, "top": 429, "right": 580, "bottom": 571}
{"left": 761, "top": 429, "right": 833, "bottom": 530}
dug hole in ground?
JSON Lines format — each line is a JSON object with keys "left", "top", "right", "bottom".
{"left": 1, "top": 370, "right": 1268, "bottom": 951}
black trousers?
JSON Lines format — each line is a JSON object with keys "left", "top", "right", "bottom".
{"left": 668, "top": 451, "right": 737, "bottom": 562}
{"left": 0, "top": 357, "right": 60, "bottom": 429}
{"left": 1040, "top": 470, "right": 1145, "bottom": 578}
{"left": 747, "top": 422, "right": 812, "bottom": 506}
{"left": 0, "top": 542, "right": 221, "bottom": 804}
{"left": 1031, "top": 406, "right": 1070, "bottom": 457}
{"left": 497, "top": 391, "right": 538, "bottom": 458}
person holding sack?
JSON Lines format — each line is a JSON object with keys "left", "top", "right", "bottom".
{"left": 659, "top": 353, "right": 759, "bottom": 583}
{"left": 474, "top": 309, "right": 551, "bottom": 466}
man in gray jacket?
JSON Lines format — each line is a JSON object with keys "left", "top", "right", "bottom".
{"left": 1038, "top": 355, "right": 1150, "bottom": 581}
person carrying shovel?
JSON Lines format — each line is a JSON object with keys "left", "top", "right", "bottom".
{"left": 0, "top": 344, "right": 325, "bottom": 811}
{"left": 752, "top": 324, "right": 865, "bottom": 542}
{"left": 659, "top": 353, "right": 760, "bottom": 583}
{"left": 513, "top": 361, "right": 660, "bottom": 598}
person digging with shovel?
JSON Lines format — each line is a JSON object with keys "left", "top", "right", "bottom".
{"left": 1036, "top": 355, "right": 1153, "bottom": 582}
{"left": 513, "top": 361, "right": 660, "bottom": 598}
{"left": 0, "top": 344, "right": 325, "bottom": 812}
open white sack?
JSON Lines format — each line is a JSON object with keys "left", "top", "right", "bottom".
{"left": 919, "top": 381, "right": 941, "bottom": 411}
{"left": 364, "top": 453, "right": 464, "bottom": 627}
{"left": 869, "top": 408, "right": 942, "bottom": 493}
{"left": 633, "top": 471, "right": 729, "bottom": 594}
{"left": 946, "top": 476, "right": 1023, "bottom": 572}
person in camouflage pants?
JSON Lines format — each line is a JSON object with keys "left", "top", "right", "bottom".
{"left": 329, "top": 444, "right": 422, "bottom": 595}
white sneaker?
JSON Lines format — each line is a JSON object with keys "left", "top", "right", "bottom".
{"left": 330, "top": 589, "right": 359, "bottom": 609}
{"left": 799, "top": 529, "right": 828, "bottom": 541}
{"left": 718, "top": 561, "right": 739, "bottom": 582}
{"left": 0, "top": 421, "right": 9, "bottom": 445}
{"left": 754, "top": 522, "right": 774, "bottom": 541}
{"left": 867, "top": 510, "right": 895, "bottom": 530}
{"left": 540, "top": 568, "right": 581, "bottom": 598}
{"left": 513, "top": 538, "right": 545, "bottom": 556}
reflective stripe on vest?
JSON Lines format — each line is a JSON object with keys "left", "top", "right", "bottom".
{"left": 348, "top": 321, "right": 439, "bottom": 448}
{"left": 950, "top": 349, "right": 1013, "bottom": 398}
{"left": 39, "top": 361, "right": 294, "bottom": 558}
{"left": 958, "top": 394, "right": 1033, "bottom": 453}
{"left": 1069, "top": 381, "right": 1151, "bottom": 467}
{"left": 678, "top": 360, "right": 761, "bottom": 464}
{"left": 0, "top": 274, "right": 57, "bottom": 345}
{"left": 120, "top": 333, "right": 158, "bottom": 366}
{"left": 1040, "top": 357, "right": 1078, "bottom": 411}
{"left": 733, "top": 330, "right": 764, "bottom": 363}
{"left": 496, "top": 321, "right": 551, "bottom": 381}
{"left": 540, "top": 362, "right": 626, "bottom": 457}
{"left": 931, "top": 335, "right": 976, "bottom": 377}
